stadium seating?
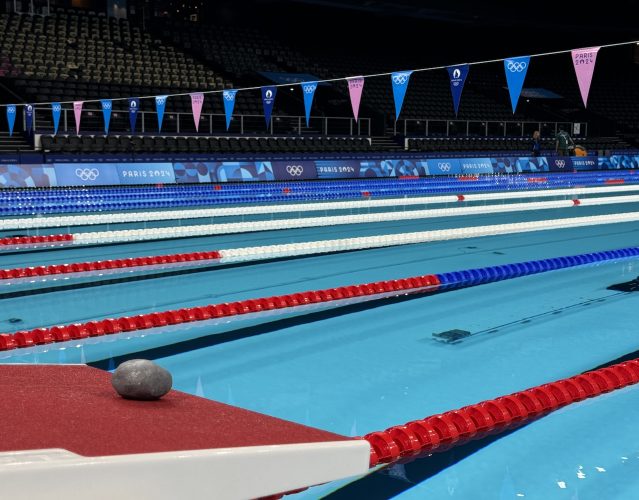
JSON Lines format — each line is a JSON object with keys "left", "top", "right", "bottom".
{"left": 38, "top": 135, "right": 373, "bottom": 154}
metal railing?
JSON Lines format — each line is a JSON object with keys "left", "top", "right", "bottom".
{"left": 396, "top": 119, "right": 588, "bottom": 138}
{"left": 28, "top": 108, "right": 372, "bottom": 137}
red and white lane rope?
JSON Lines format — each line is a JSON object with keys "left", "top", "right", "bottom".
{"left": 3, "top": 185, "right": 639, "bottom": 231}
{"left": 3, "top": 195, "right": 639, "bottom": 250}
{"left": 4, "top": 210, "right": 639, "bottom": 284}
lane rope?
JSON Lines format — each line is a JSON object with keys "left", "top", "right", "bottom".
{"left": 1, "top": 245, "right": 637, "bottom": 351}
{"left": 3, "top": 184, "right": 639, "bottom": 231}
{"left": 4, "top": 196, "right": 639, "bottom": 250}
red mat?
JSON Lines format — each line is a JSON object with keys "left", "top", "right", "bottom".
{"left": 0, "top": 365, "right": 348, "bottom": 457}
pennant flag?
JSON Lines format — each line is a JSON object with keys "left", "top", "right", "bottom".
{"left": 155, "top": 95, "right": 167, "bottom": 132}
{"left": 6, "top": 105, "right": 16, "bottom": 137}
{"left": 100, "top": 99, "right": 112, "bottom": 134}
{"left": 51, "top": 102, "right": 61, "bottom": 135}
{"left": 446, "top": 64, "right": 469, "bottom": 116}
{"left": 571, "top": 47, "right": 600, "bottom": 108}
{"left": 128, "top": 98, "right": 139, "bottom": 132}
{"left": 347, "top": 77, "right": 365, "bottom": 122}
{"left": 222, "top": 89, "right": 238, "bottom": 130}
{"left": 190, "top": 93, "right": 204, "bottom": 132}
{"left": 301, "top": 81, "right": 317, "bottom": 127}
{"left": 73, "top": 101, "right": 83, "bottom": 135}
{"left": 261, "top": 86, "right": 277, "bottom": 127}
{"left": 25, "top": 103, "right": 34, "bottom": 135}
{"left": 391, "top": 71, "right": 413, "bottom": 120}
{"left": 503, "top": 56, "right": 530, "bottom": 113}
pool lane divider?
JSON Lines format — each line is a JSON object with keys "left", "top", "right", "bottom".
{"left": 1, "top": 246, "right": 638, "bottom": 352}
{"left": 361, "top": 355, "right": 639, "bottom": 468}
{"left": 4, "top": 184, "right": 639, "bottom": 231}
{"left": 4, "top": 195, "right": 639, "bottom": 252}
{"left": 4, "top": 211, "right": 639, "bottom": 284}
{"left": 5, "top": 209, "right": 639, "bottom": 286}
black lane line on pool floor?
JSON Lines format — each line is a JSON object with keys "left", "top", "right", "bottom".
{"left": 0, "top": 248, "right": 367, "bottom": 300}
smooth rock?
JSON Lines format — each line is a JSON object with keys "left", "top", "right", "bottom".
{"left": 111, "top": 359, "right": 173, "bottom": 400}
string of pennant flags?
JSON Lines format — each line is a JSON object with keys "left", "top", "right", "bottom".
{"left": 5, "top": 40, "right": 637, "bottom": 137}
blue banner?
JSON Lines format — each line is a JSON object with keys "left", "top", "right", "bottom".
{"left": 222, "top": 90, "right": 238, "bottom": 131}
{"left": 2, "top": 155, "right": 636, "bottom": 188}
{"left": 504, "top": 56, "right": 530, "bottom": 113}
{"left": 423, "top": 159, "right": 463, "bottom": 175}
{"left": 261, "top": 86, "right": 277, "bottom": 128}
{"left": 117, "top": 163, "right": 175, "bottom": 184}
{"left": 391, "top": 71, "right": 413, "bottom": 120}
{"left": 54, "top": 163, "right": 121, "bottom": 186}
{"left": 155, "top": 95, "right": 167, "bottom": 132}
{"left": 271, "top": 161, "right": 318, "bottom": 180}
{"left": 6, "top": 105, "right": 16, "bottom": 137}
{"left": 100, "top": 99, "right": 112, "bottom": 134}
{"left": 459, "top": 158, "right": 494, "bottom": 174}
{"left": 129, "top": 98, "right": 139, "bottom": 133}
{"left": 301, "top": 82, "right": 317, "bottom": 128}
{"left": 446, "top": 65, "right": 469, "bottom": 116}
{"left": 25, "top": 104, "right": 34, "bottom": 135}
{"left": 51, "top": 103, "right": 62, "bottom": 135}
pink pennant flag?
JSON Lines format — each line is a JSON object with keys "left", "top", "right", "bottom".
{"left": 73, "top": 101, "right": 83, "bottom": 135}
{"left": 190, "top": 93, "right": 204, "bottom": 132}
{"left": 571, "top": 47, "right": 600, "bottom": 108}
{"left": 347, "top": 77, "right": 365, "bottom": 122}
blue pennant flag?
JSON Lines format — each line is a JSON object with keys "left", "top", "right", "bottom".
{"left": 25, "top": 103, "right": 34, "bottom": 135}
{"left": 391, "top": 71, "right": 413, "bottom": 120}
{"left": 446, "top": 65, "right": 469, "bottom": 116}
{"left": 261, "top": 86, "right": 277, "bottom": 127}
{"left": 504, "top": 56, "right": 530, "bottom": 113}
{"left": 222, "top": 90, "right": 238, "bottom": 130}
{"left": 51, "top": 102, "right": 62, "bottom": 135}
{"left": 100, "top": 99, "right": 112, "bottom": 134}
{"left": 129, "top": 98, "right": 139, "bottom": 132}
{"left": 155, "top": 95, "right": 167, "bottom": 132}
{"left": 301, "top": 81, "right": 317, "bottom": 127}
{"left": 6, "top": 105, "right": 16, "bottom": 137}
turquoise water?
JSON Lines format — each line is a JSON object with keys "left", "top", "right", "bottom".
{"left": 1, "top": 194, "right": 639, "bottom": 499}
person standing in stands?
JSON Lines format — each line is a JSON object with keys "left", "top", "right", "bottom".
{"left": 556, "top": 126, "right": 575, "bottom": 156}
{"left": 531, "top": 130, "right": 541, "bottom": 157}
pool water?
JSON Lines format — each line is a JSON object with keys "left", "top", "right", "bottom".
{"left": 2, "top": 180, "right": 639, "bottom": 499}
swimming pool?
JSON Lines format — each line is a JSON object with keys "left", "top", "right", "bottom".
{"left": 2, "top": 174, "right": 639, "bottom": 499}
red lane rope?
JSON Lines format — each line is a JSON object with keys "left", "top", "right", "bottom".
{"left": 0, "top": 250, "right": 222, "bottom": 280}
{"left": 0, "top": 275, "right": 440, "bottom": 351}
{"left": 361, "top": 358, "right": 639, "bottom": 467}
{"left": 0, "top": 234, "right": 73, "bottom": 246}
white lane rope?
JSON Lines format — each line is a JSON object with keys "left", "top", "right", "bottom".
{"left": 5, "top": 184, "right": 639, "bottom": 231}
{"left": 69, "top": 194, "right": 639, "bottom": 246}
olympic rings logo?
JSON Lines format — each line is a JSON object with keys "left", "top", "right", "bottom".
{"left": 437, "top": 162, "right": 451, "bottom": 172}
{"left": 223, "top": 91, "right": 236, "bottom": 101}
{"left": 52, "top": 104, "right": 61, "bottom": 112}
{"left": 286, "top": 165, "right": 304, "bottom": 176}
{"left": 303, "top": 85, "right": 316, "bottom": 94}
{"left": 507, "top": 61, "right": 527, "bottom": 72}
{"left": 392, "top": 73, "right": 410, "bottom": 85}
{"left": 102, "top": 101, "right": 112, "bottom": 110}
{"left": 7, "top": 107, "right": 15, "bottom": 114}
{"left": 555, "top": 160, "right": 566, "bottom": 168}
{"left": 156, "top": 97, "right": 166, "bottom": 105}
{"left": 75, "top": 168, "right": 99, "bottom": 181}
